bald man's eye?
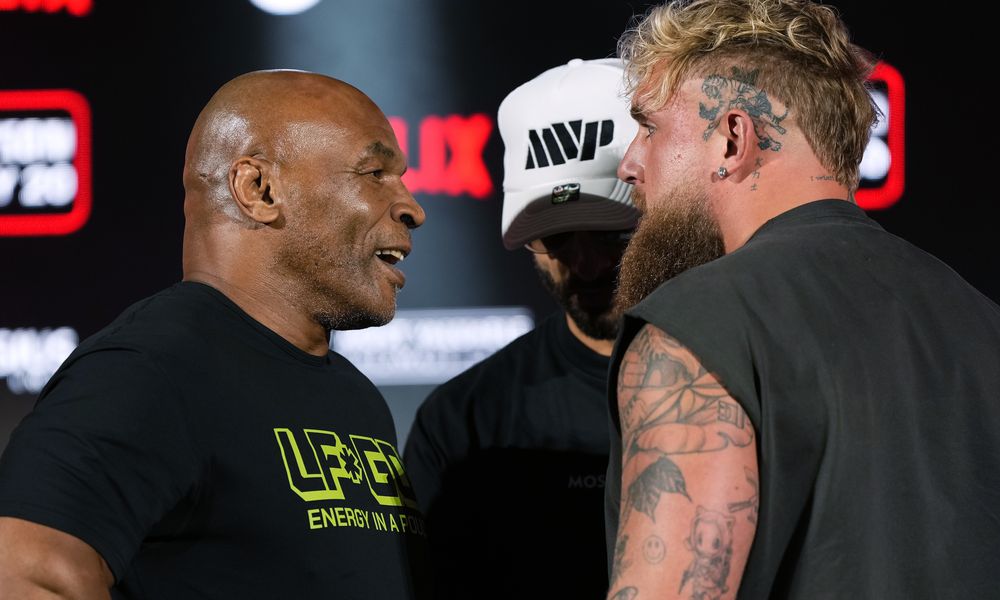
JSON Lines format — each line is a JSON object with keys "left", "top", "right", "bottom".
{"left": 369, "top": 169, "right": 384, "bottom": 180}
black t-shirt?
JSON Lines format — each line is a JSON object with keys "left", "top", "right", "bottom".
{"left": 0, "top": 282, "right": 428, "bottom": 599}
{"left": 606, "top": 200, "right": 1000, "bottom": 598}
{"left": 404, "top": 312, "right": 611, "bottom": 599}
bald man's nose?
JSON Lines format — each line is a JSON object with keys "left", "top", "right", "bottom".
{"left": 392, "top": 187, "right": 425, "bottom": 229}
{"left": 617, "top": 138, "right": 643, "bottom": 184}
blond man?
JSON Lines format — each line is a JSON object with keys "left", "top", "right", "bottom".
{"left": 605, "top": 1, "right": 1000, "bottom": 599}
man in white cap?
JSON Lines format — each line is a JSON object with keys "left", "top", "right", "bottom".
{"left": 403, "top": 58, "right": 638, "bottom": 599}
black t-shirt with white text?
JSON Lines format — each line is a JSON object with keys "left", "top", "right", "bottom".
{"left": 0, "top": 282, "right": 428, "bottom": 599}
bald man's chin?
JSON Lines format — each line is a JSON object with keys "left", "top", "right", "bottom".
{"left": 317, "top": 301, "right": 396, "bottom": 332}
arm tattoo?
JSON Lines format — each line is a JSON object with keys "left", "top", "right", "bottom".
{"left": 610, "top": 532, "right": 631, "bottom": 588}
{"left": 699, "top": 67, "right": 788, "bottom": 151}
{"left": 627, "top": 456, "right": 689, "bottom": 521}
{"left": 680, "top": 507, "right": 735, "bottom": 599}
{"left": 610, "top": 586, "right": 638, "bottom": 600}
{"left": 727, "top": 467, "right": 759, "bottom": 524}
{"left": 642, "top": 534, "right": 666, "bottom": 564}
{"left": 618, "top": 326, "right": 754, "bottom": 522}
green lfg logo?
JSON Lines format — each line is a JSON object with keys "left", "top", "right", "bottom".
{"left": 274, "top": 428, "right": 418, "bottom": 509}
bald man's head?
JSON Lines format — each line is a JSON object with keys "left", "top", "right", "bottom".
{"left": 182, "top": 70, "right": 383, "bottom": 223}
{"left": 180, "top": 69, "right": 424, "bottom": 336}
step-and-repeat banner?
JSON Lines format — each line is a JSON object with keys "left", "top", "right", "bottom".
{"left": 0, "top": 0, "right": 976, "bottom": 449}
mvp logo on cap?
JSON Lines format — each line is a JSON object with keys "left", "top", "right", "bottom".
{"left": 526, "top": 119, "right": 614, "bottom": 169}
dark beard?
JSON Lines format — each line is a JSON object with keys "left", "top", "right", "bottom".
{"left": 615, "top": 188, "right": 725, "bottom": 312}
{"left": 535, "top": 263, "right": 622, "bottom": 341}
{"left": 317, "top": 305, "right": 394, "bottom": 333}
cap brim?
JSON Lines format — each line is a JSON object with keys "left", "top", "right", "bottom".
{"left": 502, "top": 191, "right": 639, "bottom": 250}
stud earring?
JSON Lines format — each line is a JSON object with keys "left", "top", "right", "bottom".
{"left": 717, "top": 166, "right": 728, "bottom": 179}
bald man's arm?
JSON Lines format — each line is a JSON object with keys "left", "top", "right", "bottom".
{"left": 0, "top": 517, "right": 114, "bottom": 600}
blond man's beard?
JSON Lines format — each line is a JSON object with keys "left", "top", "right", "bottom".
{"left": 615, "top": 186, "right": 725, "bottom": 311}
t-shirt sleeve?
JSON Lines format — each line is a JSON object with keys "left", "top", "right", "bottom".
{"left": 0, "top": 347, "right": 202, "bottom": 580}
{"left": 402, "top": 395, "right": 449, "bottom": 514}
{"left": 402, "top": 382, "right": 477, "bottom": 514}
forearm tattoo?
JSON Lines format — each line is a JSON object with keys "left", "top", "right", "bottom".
{"left": 699, "top": 67, "right": 788, "bottom": 151}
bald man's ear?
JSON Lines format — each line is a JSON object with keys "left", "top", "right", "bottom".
{"left": 229, "top": 156, "right": 281, "bottom": 225}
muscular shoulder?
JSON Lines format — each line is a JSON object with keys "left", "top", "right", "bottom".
{"left": 59, "top": 284, "right": 246, "bottom": 387}
{"left": 29, "top": 285, "right": 226, "bottom": 416}
{"left": 85, "top": 285, "right": 219, "bottom": 352}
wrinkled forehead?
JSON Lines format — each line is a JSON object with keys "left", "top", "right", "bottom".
{"left": 278, "top": 102, "right": 400, "bottom": 165}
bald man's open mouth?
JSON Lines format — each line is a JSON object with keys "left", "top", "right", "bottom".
{"left": 374, "top": 244, "right": 409, "bottom": 289}
{"left": 374, "top": 248, "right": 406, "bottom": 265}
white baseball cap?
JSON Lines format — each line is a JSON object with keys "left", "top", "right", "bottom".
{"left": 498, "top": 57, "right": 639, "bottom": 250}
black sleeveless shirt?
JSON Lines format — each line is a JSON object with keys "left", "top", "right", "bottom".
{"left": 606, "top": 200, "right": 1000, "bottom": 598}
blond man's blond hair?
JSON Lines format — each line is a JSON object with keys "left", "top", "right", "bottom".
{"left": 619, "top": 0, "right": 877, "bottom": 190}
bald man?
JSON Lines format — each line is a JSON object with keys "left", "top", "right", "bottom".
{"left": 0, "top": 71, "right": 429, "bottom": 599}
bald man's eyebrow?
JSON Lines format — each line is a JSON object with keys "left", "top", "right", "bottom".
{"left": 355, "top": 141, "right": 396, "bottom": 165}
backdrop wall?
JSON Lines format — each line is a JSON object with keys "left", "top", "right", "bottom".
{"left": 1, "top": 0, "right": 991, "bottom": 450}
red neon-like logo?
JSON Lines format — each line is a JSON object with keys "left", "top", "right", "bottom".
{"left": 0, "top": 90, "right": 92, "bottom": 237}
{"left": 389, "top": 114, "right": 493, "bottom": 199}
{"left": 857, "top": 61, "right": 905, "bottom": 211}
{"left": 0, "top": 0, "right": 91, "bottom": 16}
